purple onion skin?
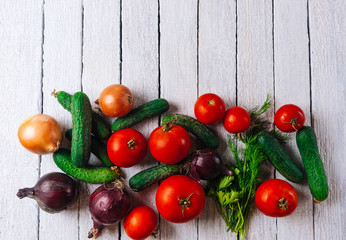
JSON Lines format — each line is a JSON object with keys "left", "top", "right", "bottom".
{"left": 88, "top": 183, "right": 130, "bottom": 239}
{"left": 16, "top": 172, "right": 79, "bottom": 214}
{"left": 189, "top": 149, "right": 233, "bottom": 182}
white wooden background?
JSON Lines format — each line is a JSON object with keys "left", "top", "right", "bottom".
{"left": 0, "top": 0, "right": 345, "bottom": 239}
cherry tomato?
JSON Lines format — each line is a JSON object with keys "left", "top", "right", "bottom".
{"left": 274, "top": 104, "right": 305, "bottom": 132}
{"left": 124, "top": 206, "right": 158, "bottom": 240}
{"left": 223, "top": 106, "right": 251, "bottom": 133}
{"left": 149, "top": 124, "right": 191, "bottom": 165}
{"left": 107, "top": 128, "right": 147, "bottom": 168}
{"left": 255, "top": 179, "right": 298, "bottom": 217}
{"left": 194, "top": 93, "right": 226, "bottom": 124}
{"left": 156, "top": 175, "right": 205, "bottom": 223}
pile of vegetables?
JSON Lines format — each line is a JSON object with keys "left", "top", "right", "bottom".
{"left": 16, "top": 84, "right": 328, "bottom": 239}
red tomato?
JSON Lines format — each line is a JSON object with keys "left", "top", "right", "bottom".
{"left": 223, "top": 106, "right": 251, "bottom": 133}
{"left": 124, "top": 206, "right": 158, "bottom": 240}
{"left": 255, "top": 179, "right": 298, "bottom": 217}
{"left": 274, "top": 104, "right": 305, "bottom": 132}
{"left": 156, "top": 175, "right": 205, "bottom": 223}
{"left": 194, "top": 93, "right": 226, "bottom": 124}
{"left": 107, "top": 128, "right": 147, "bottom": 168}
{"left": 149, "top": 124, "right": 191, "bottom": 165}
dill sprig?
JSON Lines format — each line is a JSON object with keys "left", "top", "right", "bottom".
{"left": 207, "top": 95, "right": 289, "bottom": 239}
{"left": 245, "top": 94, "right": 290, "bottom": 144}
{"left": 208, "top": 136, "right": 266, "bottom": 239}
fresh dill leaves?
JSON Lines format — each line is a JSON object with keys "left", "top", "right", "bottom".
{"left": 207, "top": 95, "right": 289, "bottom": 239}
{"left": 269, "top": 129, "right": 291, "bottom": 145}
{"left": 207, "top": 136, "right": 266, "bottom": 240}
{"left": 245, "top": 94, "right": 290, "bottom": 144}
{"left": 248, "top": 94, "right": 272, "bottom": 116}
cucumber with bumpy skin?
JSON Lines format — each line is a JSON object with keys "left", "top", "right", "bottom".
{"left": 55, "top": 91, "right": 72, "bottom": 111}
{"left": 65, "top": 129, "right": 114, "bottom": 168}
{"left": 53, "top": 149, "right": 118, "bottom": 184}
{"left": 257, "top": 131, "right": 304, "bottom": 183}
{"left": 111, "top": 99, "right": 169, "bottom": 132}
{"left": 71, "top": 92, "right": 92, "bottom": 167}
{"left": 162, "top": 114, "right": 219, "bottom": 149}
{"left": 296, "top": 126, "right": 328, "bottom": 202}
{"left": 54, "top": 90, "right": 111, "bottom": 140}
{"left": 129, "top": 161, "right": 187, "bottom": 192}
{"left": 91, "top": 112, "right": 112, "bottom": 141}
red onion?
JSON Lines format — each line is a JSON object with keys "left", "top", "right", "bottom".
{"left": 16, "top": 172, "right": 79, "bottom": 213}
{"left": 189, "top": 149, "right": 233, "bottom": 182}
{"left": 88, "top": 180, "right": 130, "bottom": 239}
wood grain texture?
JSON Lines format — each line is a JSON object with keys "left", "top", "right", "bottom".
{"left": 236, "top": 0, "right": 276, "bottom": 239}
{"left": 39, "top": 1, "right": 83, "bottom": 240}
{"left": 309, "top": 0, "right": 346, "bottom": 239}
{"left": 2, "top": 0, "right": 346, "bottom": 239}
{"left": 159, "top": 0, "right": 198, "bottom": 239}
{"left": 80, "top": 1, "right": 121, "bottom": 239}
{"left": 198, "top": 0, "right": 237, "bottom": 239}
{"left": 120, "top": 0, "right": 159, "bottom": 239}
{"left": 0, "top": 1, "right": 43, "bottom": 239}
{"left": 274, "top": 1, "right": 313, "bottom": 239}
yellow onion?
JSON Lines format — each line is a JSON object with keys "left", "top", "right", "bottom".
{"left": 96, "top": 84, "right": 134, "bottom": 118}
{"left": 18, "top": 114, "right": 62, "bottom": 154}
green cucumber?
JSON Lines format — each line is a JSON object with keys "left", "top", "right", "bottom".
{"left": 53, "top": 149, "right": 118, "bottom": 184}
{"left": 111, "top": 99, "right": 169, "bottom": 132}
{"left": 55, "top": 90, "right": 72, "bottom": 111}
{"left": 161, "top": 114, "right": 219, "bottom": 149}
{"left": 91, "top": 112, "right": 111, "bottom": 141}
{"left": 71, "top": 92, "right": 92, "bottom": 167}
{"left": 257, "top": 131, "right": 304, "bottom": 183}
{"left": 129, "top": 161, "right": 187, "bottom": 192}
{"left": 54, "top": 90, "right": 111, "bottom": 140}
{"left": 296, "top": 126, "right": 328, "bottom": 202}
{"left": 65, "top": 129, "right": 114, "bottom": 168}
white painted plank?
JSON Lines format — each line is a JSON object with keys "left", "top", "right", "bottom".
{"left": 198, "top": 0, "right": 237, "bottom": 239}
{"left": 237, "top": 1, "right": 277, "bottom": 239}
{"left": 160, "top": 0, "right": 198, "bottom": 239}
{"left": 0, "top": 1, "right": 42, "bottom": 239}
{"left": 274, "top": 1, "right": 313, "bottom": 240}
{"left": 40, "top": 1, "right": 82, "bottom": 239}
{"left": 80, "top": 0, "right": 121, "bottom": 239}
{"left": 3, "top": 1, "right": 346, "bottom": 239}
{"left": 120, "top": 1, "right": 159, "bottom": 239}
{"left": 309, "top": 0, "right": 346, "bottom": 239}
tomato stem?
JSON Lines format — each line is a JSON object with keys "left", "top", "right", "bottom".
{"left": 278, "top": 198, "right": 289, "bottom": 210}
{"left": 283, "top": 117, "right": 301, "bottom": 131}
{"left": 208, "top": 99, "right": 215, "bottom": 106}
{"left": 178, "top": 192, "right": 195, "bottom": 217}
{"left": 127, "top": 136, "right": 136, "bottom": 149}
{"left": 235, "top": 132, "right": 245, "bottom": 141}
{"left": 162, "top": 123, "right": 172, "bottom": 132}
{"left": 162, "top": 114, "right": 178, "bottom": 132}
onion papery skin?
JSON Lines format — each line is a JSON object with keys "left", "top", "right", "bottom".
{"left": 16, "top": 172, "right": 79, "bottom": 213}
{"left": 88, "top": 183, "right": 130, "bottom": 239}
{"left": 98, "top": 84, "right": 134, "bottom": 118}
{"left": 18, "top": 114, "right": 63, "bottom": 155}
{"left": 189, "top": 149, "right": 233, "bottom": 181}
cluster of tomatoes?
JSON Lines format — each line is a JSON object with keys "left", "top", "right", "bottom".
{"left": 106, "top": 93, "right": 263, "bottom": 170}
{"left": 123, "top": 174, "right": 206, "bottom": 239}
{"left": 196, "top": 94, "right": 306, "bottom": 218}
{"left": 103, "top": 88, "right": 306, "bottom": 238}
